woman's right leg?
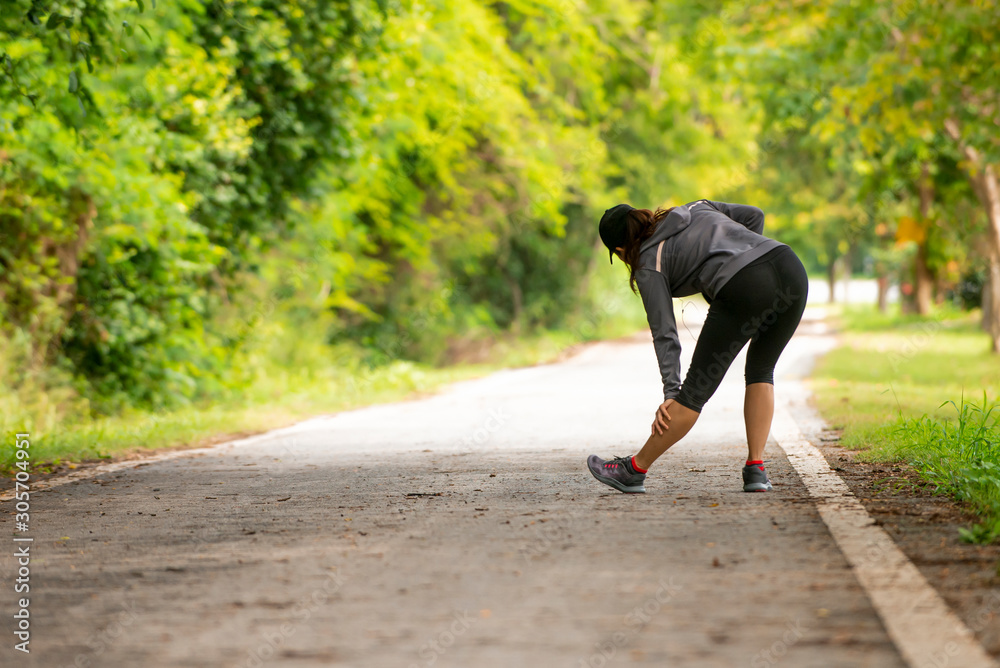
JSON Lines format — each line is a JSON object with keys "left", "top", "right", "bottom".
{"left": 633, "top": 401, "right": 700, "bottom": 471}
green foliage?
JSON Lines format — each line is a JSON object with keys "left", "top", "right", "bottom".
{"left": 3, "top": 0, "right": 997, "bottom": 455}
{"left": 182, "top": 0, "right": 374, "bottom": 259}
{"left": 324, "top": 0, "right": 617, "bottom": 361}
{"left": 741, "top": 0, "right": 997, "bottom": 313}
{"left": 2, "top": 0, "right": 693, "bottom": 418}
{"left": 1, "top": 0, "right": 376, "bottom": 410}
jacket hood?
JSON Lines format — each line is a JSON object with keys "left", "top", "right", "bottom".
{"left": 638, "top": 205, "right": 692, "bottom": 255}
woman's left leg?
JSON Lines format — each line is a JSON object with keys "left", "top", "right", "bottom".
{"left": 744, "top": 382, "right": 774, "bottom": 462}
{"left": 743, "top": 247, "right": 809, "bottom": 461}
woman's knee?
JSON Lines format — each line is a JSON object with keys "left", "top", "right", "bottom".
{"left": 675, "top": 390, "right": 708, "bottom": 414}
{"left": 745, "top": 372, "right": 775, "bottom": 387}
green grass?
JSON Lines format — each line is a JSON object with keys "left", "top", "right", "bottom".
{"left": 1, "top": 359, "right": 487, "bottom": 475}
{"left": 813, "top": 304, "right": 1000, "bottom": 541}
{"left": 892, "top": 398, "right": 1000, "bottom": 543}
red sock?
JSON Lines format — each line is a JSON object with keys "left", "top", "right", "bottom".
{"left": 746, "top": 460, "right": 764, "bottom": 466}
{"left": 631, "top": 456, "right": 648, "bottom": 474}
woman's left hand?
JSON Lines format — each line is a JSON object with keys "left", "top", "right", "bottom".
{"left": 652, "top": 399, "right": 674, "bottom": 436}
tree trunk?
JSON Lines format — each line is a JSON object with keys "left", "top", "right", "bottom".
{"left": 914, "top": 163, "right": 934, "bottom": 316}
{"left": 842, "top": 247, "right": 853, "bottom": 304}
{"left": 877, "top": 275, "right": 889, "bottom": 313}
{"left": 914, "top": 244, "right": 934, "bottom": 316}
{"left": 934, "top": 275, "right": 948, "bottom": 305}
{"left": 981, "top": 181, "right": 1000, "bottom": 352}
{"left": 827, "top": 260, "right": 837, "bottom": 304}
{"left": 944, "top": 119, "right": 1000, "bottom": 352}
{"left": 509, "top": 278, "right": 523, "bottom": 335}
{"left": 985, "top": 256, "right": 1000, "bottom": 352}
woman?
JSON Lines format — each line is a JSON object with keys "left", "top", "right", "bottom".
{"left": 587, "top": 200, "right": 807, "bottom": 494}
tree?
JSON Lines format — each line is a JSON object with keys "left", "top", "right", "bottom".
{"left": 799, "top": 0, "right": 1000, "bottom": 347}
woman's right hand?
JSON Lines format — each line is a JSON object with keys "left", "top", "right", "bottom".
{"left": 652, "top": 399, "right": 674, "bottom": 436}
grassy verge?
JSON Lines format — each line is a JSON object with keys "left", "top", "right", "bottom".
{"left": 812, "top": 304, "right": 1000, "bottom": 540}
{"left": 2, "top": 360, "right": 489, "bottom": 475}
{"left": 0, "top": 329, "right": 602, "bottom": 475}
{"left": 1, "top": 272, "right": 652, "bottom": 475}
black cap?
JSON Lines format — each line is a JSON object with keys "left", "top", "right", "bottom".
{"left": 599, "top": 204, "right": 633, "bottom": 264}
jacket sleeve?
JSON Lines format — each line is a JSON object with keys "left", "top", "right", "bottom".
{"left": 707, "top": 200, "right": 765, "bottom": 234}
{"left": 635, "top": 268, "right": 682, "bottom": 401}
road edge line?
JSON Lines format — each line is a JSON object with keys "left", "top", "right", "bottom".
{"left": 772, "top": 400, "right": 997, "bottom": 668}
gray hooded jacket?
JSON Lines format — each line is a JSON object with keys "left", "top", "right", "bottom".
{"left": 635, "top": 200, "right": 786, "bottom": 401}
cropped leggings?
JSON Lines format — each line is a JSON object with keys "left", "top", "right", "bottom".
{"left": 675, "top": 245, "right": 808, "bottom": 413}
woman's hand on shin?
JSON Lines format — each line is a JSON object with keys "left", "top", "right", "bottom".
{"left": 652, "top": 399, "right": 674, "bottom": 436}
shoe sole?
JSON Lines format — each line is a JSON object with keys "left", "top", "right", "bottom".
{"left": 588, "top": 466, "right": 645, "bottom": 494}
{"left": 743, "top": 482, "right": 773, "bottom": 492}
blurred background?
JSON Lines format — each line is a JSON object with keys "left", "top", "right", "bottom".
{"left": 1, "top": 0, "right": 997, "bottom": 476}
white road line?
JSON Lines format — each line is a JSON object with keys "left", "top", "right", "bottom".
{"left": 0, "top": 416, "right": 331, "bottom": 503}
{"left": 772, "top": 395, "right": 997, "bottom": 668}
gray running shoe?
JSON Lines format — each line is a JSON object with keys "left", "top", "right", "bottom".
{"left": 587, "top": 455, "right": 646, "bottom": 494}
{"left": 743, "top": 463, "right": 773, "bottom": 492}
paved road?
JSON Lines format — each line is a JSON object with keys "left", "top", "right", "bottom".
{"left": 1, "top": 308, "right": 907, "bottom": 667}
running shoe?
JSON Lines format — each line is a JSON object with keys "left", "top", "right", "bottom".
{"left": 742, "top": 463, "right": 773, "bottom": 492}
{"left": 587, "top": 455, "right": 646, "bottom": 494}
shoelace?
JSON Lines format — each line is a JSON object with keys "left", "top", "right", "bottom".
{"left": 606, "top": 456, "right": 631, "bottom": 471}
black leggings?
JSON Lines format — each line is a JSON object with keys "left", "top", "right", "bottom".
{"left": 675, "top": 245, "right": 808, "bottom": 413}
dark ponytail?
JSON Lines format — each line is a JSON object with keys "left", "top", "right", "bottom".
{"left": 621, "top": 207, "right": 674, "bottom": 293}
